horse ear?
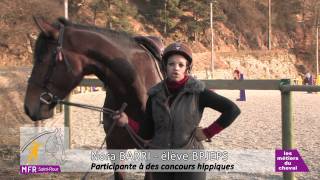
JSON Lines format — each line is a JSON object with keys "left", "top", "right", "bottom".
{"left": 33, "top": 16, "right": 59, "bottom": 40}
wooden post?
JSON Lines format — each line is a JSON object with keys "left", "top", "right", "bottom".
{"left": 64, "top": 0, "right": 68, "bottom": 19}
{"left": 316, "top": 26, "right": 319, "bottom": 77}
{"left": 64, "top": 95, "right": 71, "bottom": 149}
{"left": 63, "top": 0, "right": 70, "bottom": 149}
{"left": 53, "top": 105, "right": 57, "bottom": 116}
{"left": 280, "top": 79, "right": 294, "bottom": 180}
{"left": 210, "top": 2, "right": 214, "bottom": 74}
{"left": 268, "top": 0, "right": 272, "bottom": 50}
{"left": 316, "top": 5, "right": 319, "bottom": 77}
{"left": 164, "top": 0, "right": 167, "bottom": 34}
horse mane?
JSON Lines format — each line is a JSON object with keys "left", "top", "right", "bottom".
{"left": 34, "top": 17, "right": 141, "bottom": 63}
{"left": 57, "top": 17, "right": 138, "bottom": 48}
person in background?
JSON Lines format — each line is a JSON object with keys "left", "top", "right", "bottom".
{"left": 304, "top": 72, "right": 313, "bottom": 93}
{"left": 113, "top": 42, "right": 241, "bottom": 180}
{"left": 233, "top": 69, "right": 240, "bottom": 80}
{"left": 233, "top": 69, "right": 246, "bottom": 101}
{"left": 303, "top": 72, "right": 310, "bottom": 85}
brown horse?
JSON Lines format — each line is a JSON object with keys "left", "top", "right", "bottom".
{"left": 24, "top": 17, "right": 164, "bottom": 179}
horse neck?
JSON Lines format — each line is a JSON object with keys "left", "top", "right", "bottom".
{"left": 65, "top": 29, "right": 129, "bottom": 79}
{"left": 66, "top": 28, "right": 148, "bottom": 103}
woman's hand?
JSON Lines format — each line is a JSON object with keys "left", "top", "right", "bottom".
{"left": 112, "top": 111, "right": 128, "bottom": 127}
{"left": 194, "top": 127, "right": 208, "bottom": 141}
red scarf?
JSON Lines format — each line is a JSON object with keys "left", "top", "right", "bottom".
{"left": 166, "top": 75, "right": 189, "bottom": 93}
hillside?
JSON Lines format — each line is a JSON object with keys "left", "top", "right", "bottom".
{"left": 0, "top": 0, "right": 318, "bottom": 77}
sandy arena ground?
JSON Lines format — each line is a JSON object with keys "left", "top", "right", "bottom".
{"left": 0, "top": 69, "right": 319, "bottom": 179}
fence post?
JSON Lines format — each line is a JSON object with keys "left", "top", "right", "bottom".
{"left": 64, "top": 95, "right": 72, "bottom": 149}
{"left": 280, "top": 79, "right": 294, "bottom": 180}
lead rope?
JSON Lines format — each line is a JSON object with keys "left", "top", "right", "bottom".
{"left": 81, "top": 103, "right": 127, "bottom": 180}
{"left": 55, "top": 99, "right": 128, "bottom": 140}
{"left": 124, "top": 125, "right": 162, "bottom": 149}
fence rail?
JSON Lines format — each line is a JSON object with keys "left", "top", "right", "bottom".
{"left": 61, "top": 78, "right": 320, "bottom": 180}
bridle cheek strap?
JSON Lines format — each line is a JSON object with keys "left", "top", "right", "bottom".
{"left": 55, "top": 24, "right": 73, "bottom": 73}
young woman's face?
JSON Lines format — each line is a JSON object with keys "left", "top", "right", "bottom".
{"left": 166, "top": 54, "right": 188, "bottom": 82}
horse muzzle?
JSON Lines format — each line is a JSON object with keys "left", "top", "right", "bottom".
{"left": 24, "top": 102, "right": 54, "bottom": 121}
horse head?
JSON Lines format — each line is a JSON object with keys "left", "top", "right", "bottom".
{"left": 25, "top": 17, "right": 163, "bottom": 126}
{"left": 24, "top": 17, "right": 84, "bottom": 121}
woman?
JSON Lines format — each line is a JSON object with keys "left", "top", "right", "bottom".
{"left": 113, "top": 42, "right": 241, "bottom": 180}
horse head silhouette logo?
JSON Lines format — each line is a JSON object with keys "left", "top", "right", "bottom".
{"left": 21, "top": 128, "right": 67, "bottom": 165}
